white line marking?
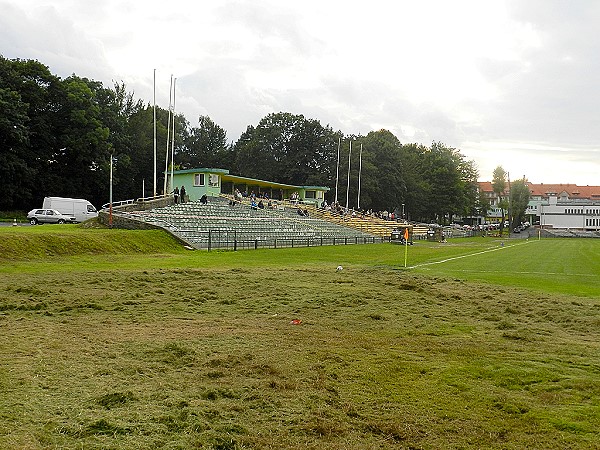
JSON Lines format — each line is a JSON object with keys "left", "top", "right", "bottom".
{"left": 408, "top": 240, "right": 532, "bottom": 269}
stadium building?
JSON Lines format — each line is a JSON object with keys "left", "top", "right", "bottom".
{"left": 171, "top": 168, "right": 329, "bottom": 206}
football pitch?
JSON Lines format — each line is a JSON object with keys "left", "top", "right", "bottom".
{"left": 409, "top": 237, "right": 600, "bottom": 297}
{"left": 1, "top": 229, "right": 599, "bottom": 449}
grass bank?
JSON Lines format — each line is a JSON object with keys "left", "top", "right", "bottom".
{"left": 0, "top": 224, "right": 186, "bottom": 261}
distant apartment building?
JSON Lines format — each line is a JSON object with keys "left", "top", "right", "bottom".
{"left": 477, "top": 182, "right": 600, "bottom": 230}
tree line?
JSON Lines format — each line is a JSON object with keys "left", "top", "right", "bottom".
{"left": 1, "top": 56, "right": 488, "bottom": 223}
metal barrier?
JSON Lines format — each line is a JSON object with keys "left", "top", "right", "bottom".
{"left": 200, "top": 230, "right": 390, "bottom": 251}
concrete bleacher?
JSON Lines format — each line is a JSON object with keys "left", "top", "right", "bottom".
{"left": 116, "top": 196, "right": 381, "bottom": 250}
{"left": 274, "top": 200, "right": 412, "bottom": 238}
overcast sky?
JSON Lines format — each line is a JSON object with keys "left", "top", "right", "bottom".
{"left": 2, "top": 0, "right": 599, "bottom": 184}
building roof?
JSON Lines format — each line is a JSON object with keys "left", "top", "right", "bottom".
{"left": 527, "top": 183, "right": 600, "bottom": 199}
{"left": 173, "top": 168, "right": 330, "bottom": 191}
{"left": 478, "top": 181, "right": 600, "bottom": 199}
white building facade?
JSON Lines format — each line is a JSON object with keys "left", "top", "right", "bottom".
{"left": 478, "top": 182, "right": 600, "bottom": 230}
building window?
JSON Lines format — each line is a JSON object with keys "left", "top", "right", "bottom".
{"left": 208, "top": 174, "right": 219, "bottom": 187}
{"left": 305, "top": 190, "right": 316, "bottom": 199}
{"left": 194, "top": 173, "right": 205, "bottom": 186}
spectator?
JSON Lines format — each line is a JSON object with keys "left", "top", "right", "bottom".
{"left": 180, "top": 186, "right": 186, "bottom": 203}
{"left": 173, "top": 186, "right": 179, "bottom": 204}
{"left": 200, "top": 194, "right": 208, "bottom": 204}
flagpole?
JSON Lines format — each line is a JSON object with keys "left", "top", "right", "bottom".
{"left": 357, "top": 143, "right": 363, "bottom": 210}
{"left": 404, "top": 227, "right": 409, "bottom": 268}
{"left": 163, "top": 74, "right": 173, "bottom": 195}
{"left": 170, "top": 78, "right": 177, "bottom": 190}
{"left": 345, "top": 140, "right": 352, "bottom": 210}
{"left": 153, "top": 69, "right": 157, "bottom": 198}
{"left": 334, "top": 137, "right": 341, "bottom": 204}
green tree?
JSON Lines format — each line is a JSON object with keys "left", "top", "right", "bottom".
{"left": 0, "top": 57, "right": 63, "bottom": 210}
{"left": 492, "top": 166, "right": 508, "bottom": 232}
{"left": 510, "top": 178, "right": 530, "bottom": 229}
{"left": 233, "top": 112, "right": 338, "bottom": 187}
{"left": 419, "top": 142, "right": 478, "bottom": 224}
{"left": 94, "top": 81, "right": 145, "bottom": 203}
{"left": 44, "top": 76, "right": 111, "bottom": 206}
{"left": 0, "top": 87, "right": 32, "bottom": 209}
{"left": 398, "top": 143, "right": 432, "bottom": 221}
{"left": 476, "top": 188, "right": 491, "bottom": 221}
{"left": 356, "top": 130, "right": 405, "bottom": 212}
{"left": 179, "top": 115, "right": 229, "bottom": 169}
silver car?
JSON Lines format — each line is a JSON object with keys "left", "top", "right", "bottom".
{"left": 27, "top": 209, "right": 76, "bottom": 225}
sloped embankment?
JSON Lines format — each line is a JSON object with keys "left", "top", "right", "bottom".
{"left": 0, "top": 225, "right": 185, "bottom": 260}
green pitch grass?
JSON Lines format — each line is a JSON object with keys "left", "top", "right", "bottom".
{"left": 409, "top": 237, "right": 600, "bottom": 297}
{"left": 1, "top": 228, "right": 599, "bottom": 449}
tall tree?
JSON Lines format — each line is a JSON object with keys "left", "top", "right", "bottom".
{"left": 44, "top": 76, "right": 111, "bottom": 207}
{"left": 180, "top": 115, "right": 229, "bottom": 169}
{"left": 0, "top": 57, "right": 62, "bottom": 210}
{"left": 233, "top": 112, "right": 338, "bottom": 187}
{"left": 510, "top": 178, "right": 531, "bottom": 229}
{"left": 356, "top": 130, "right": 405, "bottom": 212}
{"left": 398, "top": 143, "right": 432, "bottom": 221}
{"left": 419, "top": 142, "right": 478, "bottom": 224}
{"left": 0, "top": 87, "right": 31, "bottom": 209}
{"left": 492, "top": 166, "right": 508, "bottom": 232}
{"left": 475, "top": 188, "right": 491, "bottom": 221}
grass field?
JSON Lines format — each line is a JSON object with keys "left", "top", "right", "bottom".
{"left": 1, "top": 226, "right": 599, "bottom": 449}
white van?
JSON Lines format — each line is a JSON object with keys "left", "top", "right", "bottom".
{"left": 42, "top": 197, "right": 98, "bottom": 223}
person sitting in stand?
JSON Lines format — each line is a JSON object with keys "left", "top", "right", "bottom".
{"left": 251, "top": 199, "right": 258, "bottom": 210}
{"left": 258, "top": 200, "right": 264, "bottom": 209}
{"left": 200, "top": 194, "right": 208, "bottom": 204}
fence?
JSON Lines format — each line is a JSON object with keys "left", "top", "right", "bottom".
{"left": 186, "top": 229, "right": 390, "bottom": 251}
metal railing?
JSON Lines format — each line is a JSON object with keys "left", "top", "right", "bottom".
{"left": 174, "top": 228, "right": 390, "bottom": 251}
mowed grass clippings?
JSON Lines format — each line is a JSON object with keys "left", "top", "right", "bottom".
{"left": 1, "top": 263, "right": 599, "bottom": 449}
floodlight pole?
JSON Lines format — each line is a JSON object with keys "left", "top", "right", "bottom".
{"left": 170, "top": 78, "right": 177, "bottom": 193}
{"left": 357, "top": 143, "right": 363, "bottom": 210}
{"left": 507, "top": 171, "right": 512, "bottom": 236}
{"left": 153, "top": 69, "right": 157, "bottom": 198}
{"left": 334, "top": 137, "right": 341, "bottom": 204}
{"left": 109, "top": 154, "right": 114, "bottom": 227}
{"left": 345, "top": 140, "right": 352, "bottom": 210}
{"left": 164, "top": 74, "right": 173, "bottom": 196}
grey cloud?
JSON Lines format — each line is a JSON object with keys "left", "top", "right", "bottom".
{"left": 472, "top": 1, "right": 600, "bottom": 146}
{"left": 0, "top": 1, "right": 111, "bottom": 81}
{"left": 214, "top": 1, "right": 325, "bottom": 60}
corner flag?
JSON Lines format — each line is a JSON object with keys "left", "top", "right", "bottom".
{"left": 403, "top": 227, "right": 409, "bottom": 268}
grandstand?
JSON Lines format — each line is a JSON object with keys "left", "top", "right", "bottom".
{"left": 111, "top": 195, "right": 386, "bottom": 250}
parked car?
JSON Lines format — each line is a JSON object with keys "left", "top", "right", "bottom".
{"left": 42, "top": 197, "right": 98, "bottom": 222}
{"left": 27, "top": 209, "right": 76, "bottom": 225}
